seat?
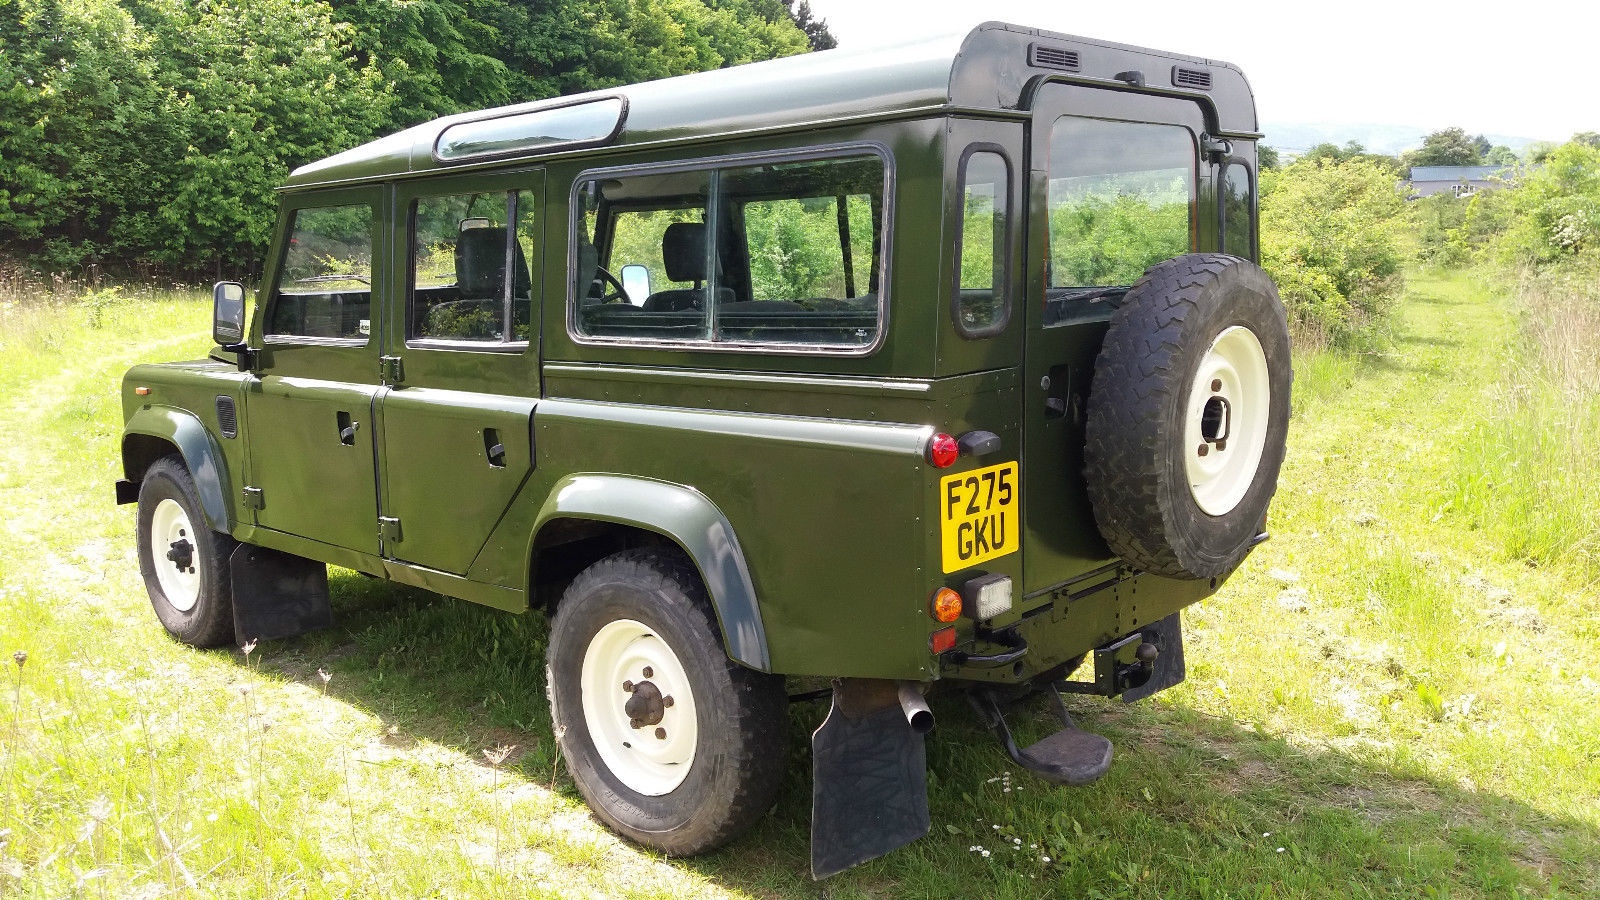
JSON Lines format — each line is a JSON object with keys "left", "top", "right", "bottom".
{"left": 455, "top": 225, "right": 530, "bottom": 301}
{"left": 642, "top": 222, "right": 713, "bottom": 312}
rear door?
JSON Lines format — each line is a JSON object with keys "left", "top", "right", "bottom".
{"left": 375, "top": 172, "right": 543, "bottom": 576}
{"left": 1021, "top": 84, "right": 1210, "bottom": 594}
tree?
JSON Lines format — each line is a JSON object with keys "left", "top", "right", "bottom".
{"left": 1403, "top": 126, "right": 1484, "bottom": 169}
{"left": 1484, "top": 145, "right": 1519, "bottom": 166}
{"left": 1572, "top": 131, "right": 1600, "bottom": 148}
{"left": 1258, "top": 144, "right": 1281, "bottom": 170}
{"left": 786, "top": 0, "right": 836, "bottom": 51}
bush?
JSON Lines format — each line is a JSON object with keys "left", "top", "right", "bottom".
{"left": 1259, "top": 158, "right": 1406, "bottom": 344}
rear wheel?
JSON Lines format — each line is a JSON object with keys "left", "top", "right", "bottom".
{"left": 1084, "top": 254, "right": 1291, "bottom": 579}
{"left": 546, "top": 548, "right": 787, "bottom": 855}
{"left": 136, "top": 456, "right": 237, "bottom": 647}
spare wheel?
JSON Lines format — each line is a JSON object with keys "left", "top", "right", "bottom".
{"left": 1084, "top": 253, "right": 1291, "bottom": 580}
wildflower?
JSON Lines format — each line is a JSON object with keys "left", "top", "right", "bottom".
{"left": 483, "top": 744, "right": 517, "bottom": 766}
{"left": 11, "top": 651, "right": 25, "bottom": 669}
{"left": 240, "top": 639, "right": 258, "bottom": 657}
{"left": 317, "top": 668, "right": 332, "bottom": 685}
{"left": 1041, "top": 855, "right": 1051, "bottom": 863}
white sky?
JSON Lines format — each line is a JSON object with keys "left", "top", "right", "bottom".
{"left": 801, "top": 0, "right": 1598, "bottom": 144}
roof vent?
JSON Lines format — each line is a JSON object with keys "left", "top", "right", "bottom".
{"left": 1172, "top": 66, "right": 1212, "bottom": 90}
{"left": 1029, "top": 43, "right": 1080, "bottom": 72}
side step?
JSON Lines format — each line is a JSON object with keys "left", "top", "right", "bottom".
{"left": 969, "top": 687, "right": 1112, "bottom": 785}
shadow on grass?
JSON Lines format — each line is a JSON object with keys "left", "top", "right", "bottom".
{"left": 218, "top": 572, "right": 1598, "bottom": 900}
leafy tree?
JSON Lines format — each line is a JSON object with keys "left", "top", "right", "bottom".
{"left": 1484, "top": 145, "right": 1519, "bottom": 166}
{"left": 1498, "top": 141, "right": 1600, "bottom": 263}
{"left": 1259, "top": 157, "right": 1406, "bottom": 342}
{"left": 1572, "top": 131, "right": 1600, "bottom": 149}
{"left": 1257, "top": 144, "right": 1281, "bottom": 170}
{"left": 1403, "top": 126, "right": 1484, "bottom": 169}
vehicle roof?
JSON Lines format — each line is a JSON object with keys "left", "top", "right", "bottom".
{"left": 286, "top": 21, "right": 1258, "bottom": 190}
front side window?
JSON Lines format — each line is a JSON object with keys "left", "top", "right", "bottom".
{"left": 267, "top": 203, "right": 373, "bottom": 340}
{"left": 954, "top": 149, "right": 1010, "bottom": 337}
{"left": 410, "top": 190, "right": 536, "bottom": 344}
{"left": 1222, "top": 161, "right": 1255, "bottom": 258}
{"left": 573, "top": 150, "right": 887, "bottom": 350}
{"left": 1046, "top": 118, "right": 1195, "bottom": 291}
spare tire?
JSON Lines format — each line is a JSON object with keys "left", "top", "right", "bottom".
{"left": 1084, "top": 253, "right": 1291, "bottom": 579}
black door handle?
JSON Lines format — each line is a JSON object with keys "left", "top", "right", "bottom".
{"left": 484, "top": 427, "right": 506, "bottom": 468}
{"left": 337, "top": 411, "right": 358, "bottom": 445}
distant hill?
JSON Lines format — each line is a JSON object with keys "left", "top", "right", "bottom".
{"left": 1262, "top": 122, "right": 1546, "bottom": 158}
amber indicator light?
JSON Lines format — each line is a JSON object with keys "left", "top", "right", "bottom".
{"left": 930, "top": 587, "right": 962, "bottom": 622}
{"left": 134, "top": 386, "right": 150, "bottom": 396}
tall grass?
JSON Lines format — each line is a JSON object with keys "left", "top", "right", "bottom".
{"left": 1445, "top": 262, "right": 1600, "bottom": 581}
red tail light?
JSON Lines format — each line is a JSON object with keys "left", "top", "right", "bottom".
{"left": 927, "top": 433, "right": 959, "bottom": 468}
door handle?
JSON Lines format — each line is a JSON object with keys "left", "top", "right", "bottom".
{"left": 337, "top": 411, "right": 358, "bottom": 446}
{"left": 483, "top": 427, "right": 506, "bottom": 468}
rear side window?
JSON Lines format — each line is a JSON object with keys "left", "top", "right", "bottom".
{"left": 1046, "top": 118, "right": 1195, "bottom": 290}
{"left": 267, "top": 204, "right": 374, "bottom": 341}
{"left": 409, "top": 190, "right": 537, "bottom": 344}
{"left": 1222, "top": 161, "right": 1255, "bottom": 259}
{"left": 953, "top": 148, "right": 1010, "bottom": 337}
{"left": 572, "top": 149, "right": 887, "bottom": 351}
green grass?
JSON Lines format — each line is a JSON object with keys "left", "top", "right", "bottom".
{"left": 1, "top": 273, "right": 1597, "bottom": 898}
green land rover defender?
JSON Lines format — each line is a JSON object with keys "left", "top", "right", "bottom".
{"left": 117, "top": 22, "right": 1290, "bottom": 876}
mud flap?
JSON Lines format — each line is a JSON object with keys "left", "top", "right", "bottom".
{"left": 1121, "top": 612, "right": 1186, "bottom": 703}
{"left": 230, "top": 545, "right": 331, "bottom": 644}
{"left": 810, "top": 678, "right": 930, "bottom": 880}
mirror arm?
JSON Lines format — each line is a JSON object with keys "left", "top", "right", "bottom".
{"left": 220, "top": 342, "right": 257, "bottom": 372}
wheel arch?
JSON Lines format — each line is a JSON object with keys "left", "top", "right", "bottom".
{"left": 528, "top": 474, "right": 771, "bottom": 672}
{"left": 122, "top": 406, "right": 234, "bottom": 533}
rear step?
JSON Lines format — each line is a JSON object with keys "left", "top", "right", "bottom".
{"left": 969, "top": 687, "right": 1113, "bottom": 785}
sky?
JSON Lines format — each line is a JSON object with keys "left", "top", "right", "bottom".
{"left": 800, "top": 0, "right": 1599, "bottom": 146}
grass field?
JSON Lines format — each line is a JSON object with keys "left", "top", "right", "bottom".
{"left": 1, "top": 272, "right": 1597, "bottom": 898}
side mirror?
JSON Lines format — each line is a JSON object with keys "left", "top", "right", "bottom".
{"left": 620, "top": 264, "right": 650, "bottom": 305}
{"left": 212, "top": 282, "right": 249, "bottom": 364}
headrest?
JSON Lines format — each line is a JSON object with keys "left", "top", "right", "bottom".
{"left": 661, "top": 222, "right": 706, "bottom": 283}
{"left": 455, "top": 226, "right": 530, "bottom": 299}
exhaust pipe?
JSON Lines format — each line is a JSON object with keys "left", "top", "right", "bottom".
{"left": 896, "top": 681, "right": 934, "bottom": 734}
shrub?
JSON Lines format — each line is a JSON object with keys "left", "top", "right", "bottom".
{"left": 1259, "top": 158, "right": 1406, "bottom": 344}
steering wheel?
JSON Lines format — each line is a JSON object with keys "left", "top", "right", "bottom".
{"left": 590, "top": 266, "right": 629, "bottom": 304}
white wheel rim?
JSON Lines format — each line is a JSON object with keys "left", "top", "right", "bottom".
{"left": 150, "top": 498, "right": 201, "bottom": 612}
{"left": 1184, "top": 325, "right": 1271, "bottom": 516}
{"left": 579, "top": 619, "right": 698, "bottom": 796}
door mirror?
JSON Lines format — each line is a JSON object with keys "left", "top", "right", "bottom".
{"left": 620, "top": 264, "right": 650, "bottom": 305}
{"left": 212, "top": 281, "right": 247, "bottom": 345}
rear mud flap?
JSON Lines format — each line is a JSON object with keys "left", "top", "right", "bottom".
{"left": 1120, "top": 612, "right": 1186, "bottom": 703}
{"left": 810, "top": 679, "right": 930, "bottom": 879}
{"left": 230, "top": 545, "right": 332, "bottom": 644}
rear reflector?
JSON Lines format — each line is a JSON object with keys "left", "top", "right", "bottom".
{"left": 930, "top": 626, "right": 957, "bottom": 654}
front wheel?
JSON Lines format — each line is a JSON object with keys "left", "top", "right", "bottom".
{"left": 136, "top": 455, "right": 237, "bottom": 647}
{"left": 546, "top": 548, "right": 787, "bottom": 855}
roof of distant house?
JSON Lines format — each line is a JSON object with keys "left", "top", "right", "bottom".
{"left": 1409, "top": 165, "right": 1517, "bottom": 182}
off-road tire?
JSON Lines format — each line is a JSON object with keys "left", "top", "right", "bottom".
{"left": 1084, "top": 254, "right": 1291, "bottom": 579}
{"left": 136, "top": 455, "right": 238, "bottom": 647}
{"left": 546, "top": 548, "right": 788, "bottom": 855}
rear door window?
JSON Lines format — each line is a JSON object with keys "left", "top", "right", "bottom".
{"left": 1046, "top": 118, "right": 1195, "bottom": 291}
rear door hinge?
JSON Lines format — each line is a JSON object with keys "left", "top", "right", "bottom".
{"left": 379, "top": 516, "right": 403, "bottom": 543}
{"left": 380, "top": 355, "right": 404, "bottom": 384}
{"left": 242, "top": 486, "right": 265, "bottom": 510}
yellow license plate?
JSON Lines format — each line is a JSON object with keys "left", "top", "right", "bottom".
{"left": 940, "top": 461, "right": 1018, "bottom": 573}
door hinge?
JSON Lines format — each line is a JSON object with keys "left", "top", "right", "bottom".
{"left": 242, "top": 486, "right": 265, "bottom": 510}
{"left": 379, "top": 516, "right": 403, "bottom": 543}
{"left": 380, "top": 355, "right": 404, "bottom": 383}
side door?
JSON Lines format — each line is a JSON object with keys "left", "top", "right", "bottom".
{"left": 1021, "top": 84, "right": 1212, "bottom": 594}
{"left": 246, "top": 188, "right": 385, "bottom": 554}
{"left": 375, "top": 172, "right": 543, "bottom": 576}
